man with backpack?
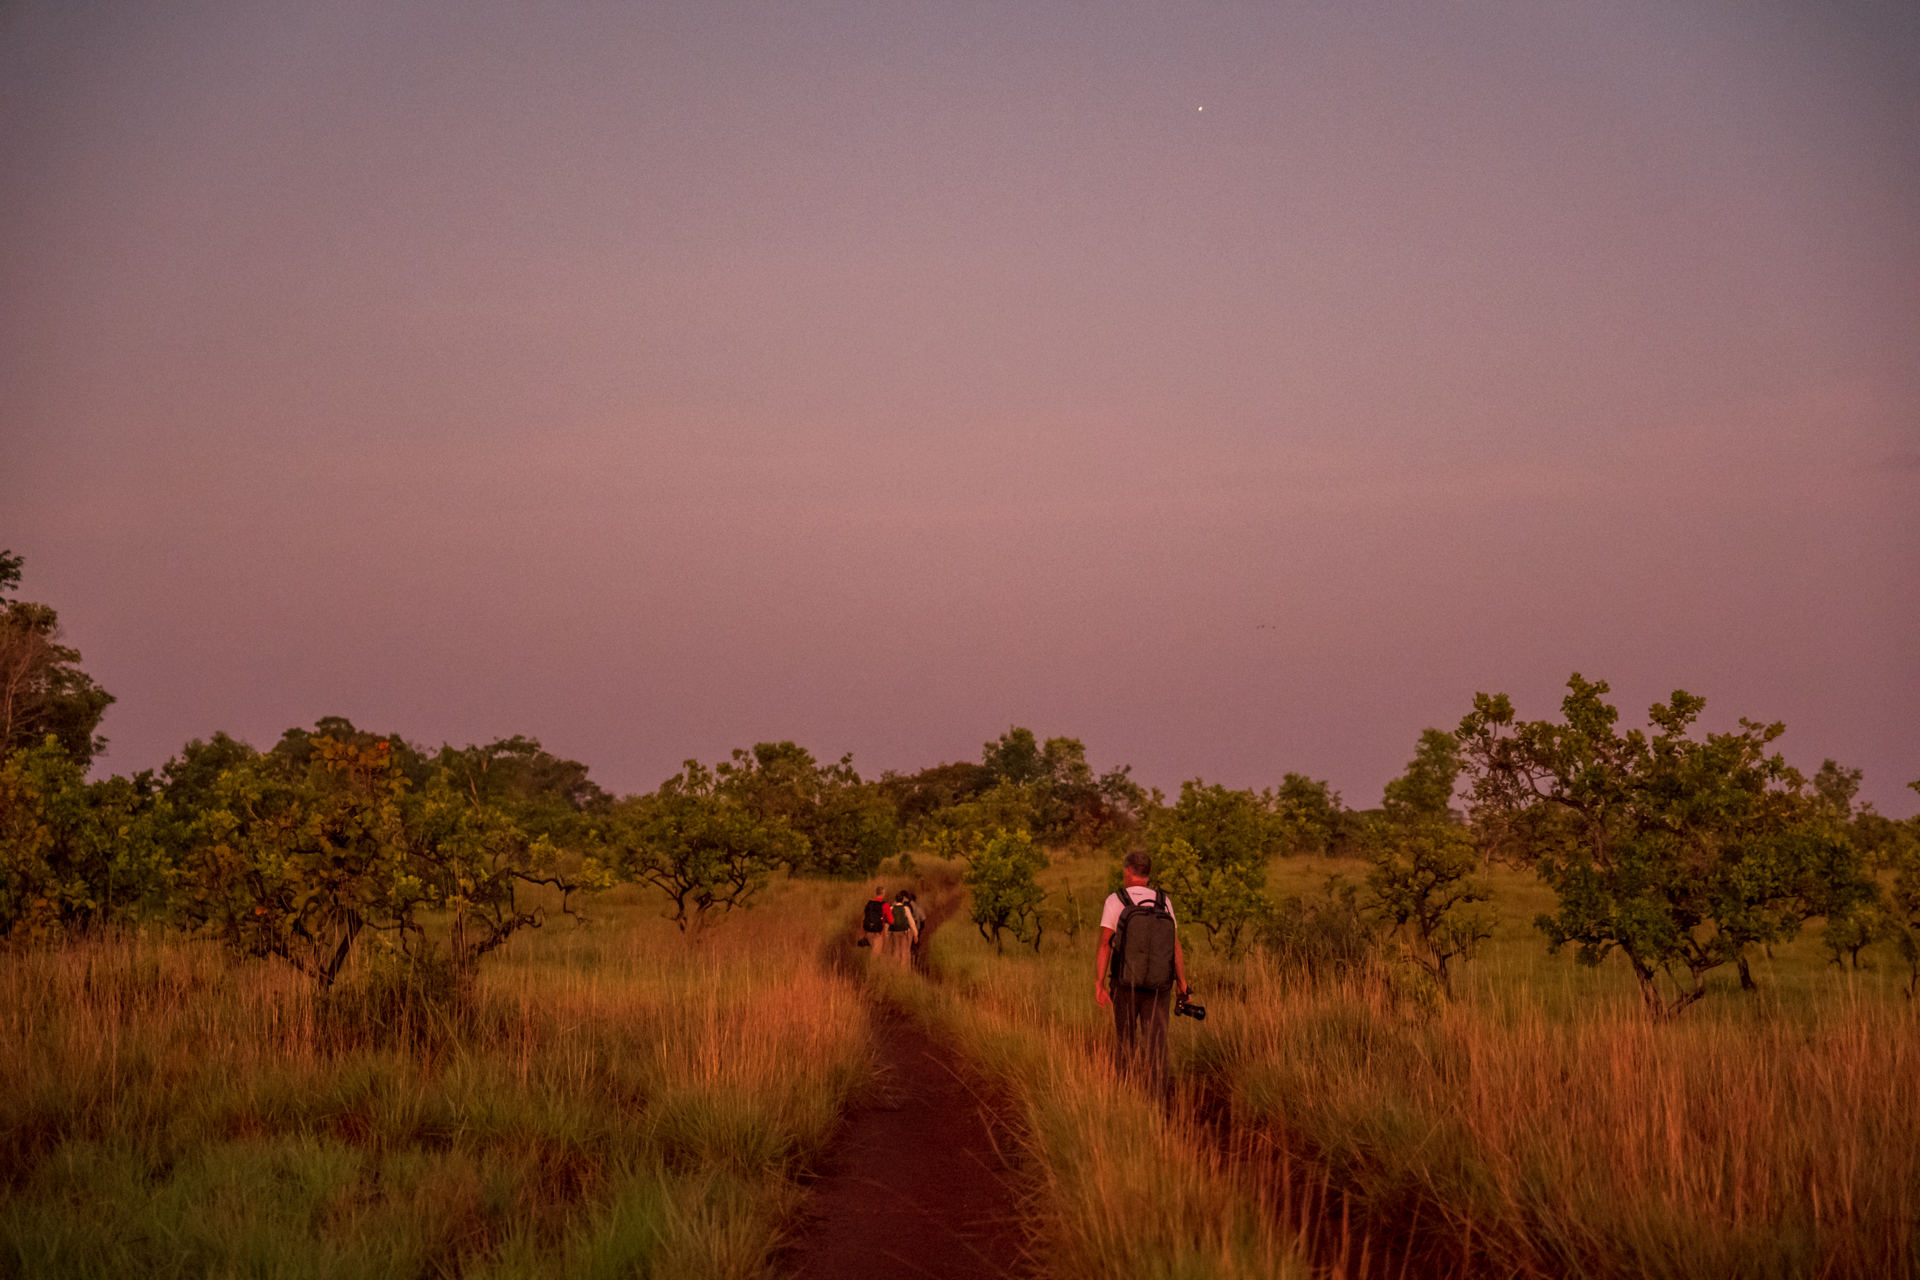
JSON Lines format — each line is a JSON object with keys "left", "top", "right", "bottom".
{"left": 890, "top": 889, "right": 919, "bottom": 967}
{"left": 862, "top": 886, "right": 891, "bottom": 957}
{"left": 1094, "top": 849, "right": 1190, "bottom": 1093}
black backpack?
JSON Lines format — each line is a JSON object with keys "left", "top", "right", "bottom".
{"left": 863, "top": 899, "right": 887, "bottom": 931}
{"left": 1110, "top": 890, "right": 1177, "bottom": 991}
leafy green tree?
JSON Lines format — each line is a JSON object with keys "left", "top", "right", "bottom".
{"left": 1034, "top": 735, "right": 1096, "bottom": 841}
{"left": 805, "top": 776, "right": 902, "bottom": 876}
{"left": 1382, "top": 728, "right": 1462, "bottom": 823}
{"left": 1153, "top": 779, "right": 1288, "bottom": 868}
{"left": 0, "top": 553, "right": 115, "bottom": 766}
{"left": 1804, "top": 760, "right": 1906, "bottom": 965}
{"left": 177, "top": 736, "right": 418, "bottom": 984}
{"left": 1362, "top": 729, "right": 1491, "bottom": 997}
{"left": 267, "top": 717, "right": 434, "bottom": 786}
{"left": 715, "top": 741, "right": 899, "bottom": 876}
{"left": 1458, "top": 674, "right": 1862, "bottom": 1018}
{"left": 1273, "top": 773, "right": 1344, "bottom": 855}
{"left": 982, "top": 727, "right": 1048, "bottom": 786}
{"left": 1043, "top": 736, "right": 1148, "bottom": 849}
{"left": 1090, "top": 764, "right": 1151, "bottom": 844}
{"left": 975, "top": 727, "right": 1146, "bottom": 849}
{"left": 593, "top": 759, "right": 804, "bottom": 932}
{"left": 982, "top": 727, "right": 1074, "bottom": 843}
{"left": 433, "top": 734, "right": 610, "bottom": 848}
{"left": 1879, "top": 782, "right": 1920, "bottom": 995}
{"left": 962, "top": 826, "right": 1049, "bottom": 952}
{"left": 1810, "top": 759, "right": 1863, "bottom": 814}
{"left": 160, "top": 732, "right": 261, "bottom": 810}
{"left": 879, "top": 760, "right": 992, "bottom": 836}
{"left": 176, "top": 735, "right": 578, "bottom": 985}
{"left": 1791, "top": 766, "right": 1887, "bottom": 971}
{"left": 1136, "top": 780, "right": 1288, "bottom": 957}
{"left": 927, "top": 780, "right": 1042, "bottom": 860}
{"left": 1156, "top": 835, "right": 1270, "bottom": 958}
{"left": 400, "top": 765, "right": 584, "bottom": 968}
{"left": 1362, "top": 819, "right": 1488, "bottom": 994}
{"left": 1821, "top": 897, "right": 1886, "bottom": 971}
{"left": 0, "top": 738, "right": 172, "bottom": 938}
{"left": 1849, "top": 805, "right": 1909, "bottom": 871}
{"left": 1468, "top": 786, "right": 1581, "bottom": 868}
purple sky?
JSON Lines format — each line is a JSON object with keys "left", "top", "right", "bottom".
{"left": 3, "top": 0, "right": 1916, "bottom": 814}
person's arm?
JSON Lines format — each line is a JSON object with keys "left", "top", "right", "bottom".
{"left": 1094, "top": 927, "right": 1115, "bottom": 1007}
{"left": 1174, "top": 934, "right": 1189, "bottom": 996}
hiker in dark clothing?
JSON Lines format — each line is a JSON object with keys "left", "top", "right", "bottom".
{"left": 862, "top": 885, "right": 890, "bottom": 958}
{"left": 903, "top": 890, "right": 925, "bottom": 956}
{"left": 1094, "top": 849, "right": 1189, "bottom": 1093}
{"left": 891, "top": 889, "right": 919, "bottom": 968}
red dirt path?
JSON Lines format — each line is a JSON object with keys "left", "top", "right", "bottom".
{"left": 779, "top": 896, "right": 1032, "bottom": 1280}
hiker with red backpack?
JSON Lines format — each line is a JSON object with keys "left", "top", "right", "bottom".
{"left": 1094, "top": 848, "right": 1190, "bottom": 1094}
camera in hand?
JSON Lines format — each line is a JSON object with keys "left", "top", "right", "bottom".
{"left": 1175, "top": 991, "right": 1207, "bottom": 1021}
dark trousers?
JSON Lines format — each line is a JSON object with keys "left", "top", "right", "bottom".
{"left": 1112, "top": 985, "right": 1172, "bottom": 1093}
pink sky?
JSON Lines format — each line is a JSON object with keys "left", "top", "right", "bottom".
{"left": 3, "top": 0, "right": 1915, "bottom": 813}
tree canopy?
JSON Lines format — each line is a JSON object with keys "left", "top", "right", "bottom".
{"left": 1363, "top": 728, "right": 1489, "bottom": 997}
{"left": 1458, "top": 674, "right": 1864, "bottom": 1017}
{"left": 0, "top": 552, "right": 115, "bottom": 766}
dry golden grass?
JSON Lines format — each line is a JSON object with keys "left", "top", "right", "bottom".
{"left": 1222, "top": 965, "right": 1920, "bottom": 1278}
{"left": 906, "top": 851, "right": 1919, "bottom": 1279}
{"left": 888, "top": 864, "right": 1313, "bottom": 1280}
{"left": 15, "top": 847, "right": 1903, "bottom": 1280}
{"left": 0, "top": 879, "right": 872, "bottom": 1279}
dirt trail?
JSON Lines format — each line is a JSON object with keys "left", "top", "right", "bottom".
{"left": 779, "top": 888, "right": 1032, "bottom": 1280}
{"left": 780, "top": 883, "right": 1494, "bottom": 1279}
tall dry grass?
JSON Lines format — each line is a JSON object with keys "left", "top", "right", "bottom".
{"left": 891, "top": 873, "right": 1313, "bottom": 1280}
{"left": 1220, "top": 965, "right": 1920, "bottom": 1278}
{"left": 0, "top": 879, "right": 872, "bottom": 1279}
{"left": 912, "top": 851, "right": 1918, "bottom": 1279}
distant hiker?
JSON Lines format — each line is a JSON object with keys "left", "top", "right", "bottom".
{"left": 863, "top": 886, "right": 890, "bottom": 957}
{"left": 891, "top": 889, "right": 918, "bottom": 967}
{"left": 905, "top": 890, "right": 926, "bottom": 948}
{"left": 1094, "top": 848, "right": 1190, "bottom": 1094}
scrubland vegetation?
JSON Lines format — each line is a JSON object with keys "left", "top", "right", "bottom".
{"left": 6, "top": 547, "right": 1920, "bottom": 1278}
{"left": 0, "top": 881, "right": 868, "bottom": 1279}
{"left": 912, "top": 852, "right": 1919, "bottom": 1278}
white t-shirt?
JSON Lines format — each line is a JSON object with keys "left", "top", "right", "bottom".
{"left": 1100, "top": 885, "right": 1177, "bottom": 932}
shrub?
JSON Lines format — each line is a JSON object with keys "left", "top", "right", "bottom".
{"left": 963, "top": 827, "right": 1048, "bottom": 952}
{"left": 591, "top": 759, "right": 803, "bottom": 933}
{"left": 1261, "top": 877, "right": 1378, "bottom": 978}
{"left": 1156, "top": 836, "right": 1271, "bottom": 958}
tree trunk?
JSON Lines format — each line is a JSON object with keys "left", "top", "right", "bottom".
{"left": 1631, "top": 957, "right": 1670, "bottom": 1019}
{"left": 313, "top": 908, "right": 363, "bottom": 987}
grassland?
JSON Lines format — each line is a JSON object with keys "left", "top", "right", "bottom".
{"left": 4, "top": 854, "right": 1913, "bottom": 1279}
{"left": 905, "top": 851, "right": 1919, "bottom": 1279}
{"left": 0, "top": 880, "right": 871, "bottom": 1280}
